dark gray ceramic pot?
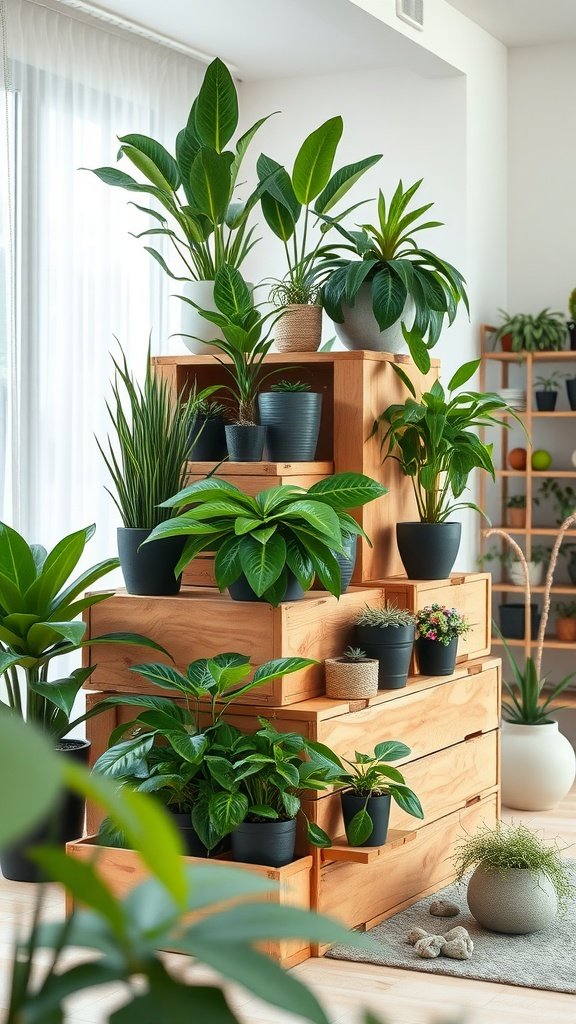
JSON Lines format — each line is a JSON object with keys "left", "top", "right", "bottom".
{"left": 228, "top": 571, "right": 304, "bottom": 603}
{"left": 354, "top": 622, "right": 415, "bottom": 689}
{"left": 499, "top": 602, "right": 541, "bottom": 640}
{"left": 258, "top": 392, "right": 322, "bottom": 461}
{"left": 188, "top": 415, "right": 227, "bottom": 461}
{"left": 396, "top": 522, "right": 461, "bottom": 580}
{"left": 118, "top": 528, "right": 184, "bottom": 596}
{"left": 416, "top": 636, "right": 458, "bottom": 676}
{"left": 333, "top": 534, "right": 358, "bottom": 593}
{"left": 566, "top": 378, "right": 576, "bottom": 410}
{"left": 231, "top": 818, "right": 297, "bottom": 867}
{"left": 341, "top": 791, "right": 391, "bottom": 847}
{"left": 225, "top": 424, "right": 266, "bottom": 461}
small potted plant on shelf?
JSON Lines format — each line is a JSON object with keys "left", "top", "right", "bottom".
{"left": 353, "top": 603, "right": 416, "bottom": 690}
{"left": 493, "top": 309, "right": 567, "bottom": 352}
{"left": 559, "top": 543, "right": 576, "bottom": 585}
{"left": 506, "top": 494, "right": 527, "bottom": 528}
{"left": 415, "top": 603, "right": 471, "bottom": 676}
{"left": 371, "top": 358, "right": 518, "bottom": 579}
{"left": 453, "top": 822, "right": 574, "bottom": 935}
{"left": 311, "top": 741, "right": 423, "bottom": 847}
{"left": 188, "top": 398, "right": 229, "bottom": 462}
{"left": 256, "top": 119, "right": 381, "bottom": 353}
{"left": 554, "top": 600, "right": 576, "bottom": 642}
{"left": 533, "top": 372, "right": 569, "bottom": 412}
{"left": 146, "top": 472, "right": 386, "bottom": 605}
{"left": 258, "top": 379, "right": 322, "bottom": 461}
{"left": 535, "top": 478, "right": 576, "bottom": 524}
{"left": 324, "top": 646, "right": 379, "bottom": 700}
{"left": 566, "top": 372, "right": 576, "bottom": 410}
{"left": 321, "top": 178, "right": 469, "bottom": 373}
{"left": 567, "top": 286, "right": 576, "bottom": 350}
{"left": 478, "top": 544, "right": 548, "bottom": 588}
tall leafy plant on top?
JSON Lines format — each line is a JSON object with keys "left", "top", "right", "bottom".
{"left": 256, "top": 117, "right": 381, "bottom": 306}
{"left": 88, "top": 58, "right": 276, "bottom": 281}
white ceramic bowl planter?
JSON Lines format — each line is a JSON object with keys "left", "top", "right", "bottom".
{"left": 508, "top": 560, "right": 544, "bottom": 588}
{"left": 467, "top": 865, "right": 558, "bottom": 934}
{"left": 501, "top": 720, "right": 576, "bottom": 811}
{"left": 334, "top": 288, "right": 415, "bottom": 354}
{"left": 180, "top": 280, "right": 254, "bottom": 354}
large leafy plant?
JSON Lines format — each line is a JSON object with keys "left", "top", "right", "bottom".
{"left": 321, "top": 178, "right": 469, "bottom": 372}
{"left": 256, "top": 117, "right": 381, "bottom": 306}
{"left": 89, "top": 58, "right": 276, "bottom": 281}
{"left": 493, "top": 308, "right": 567, "bottom": 352}
{"left": 0, "top": 522, "right": 166, "bottom": 740}
{"left": 146, "top": 472, "right": 388, "bottom": 605}
{"left": 371, "top": 358, "right": 515, "bottom": 523}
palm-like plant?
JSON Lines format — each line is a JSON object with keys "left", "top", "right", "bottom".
{"left": 500, "top": 642, "right": 576, "bottom": 724}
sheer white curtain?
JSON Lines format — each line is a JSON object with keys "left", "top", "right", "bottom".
{"left": 1, "top": 0, "right": 202, "bottom": 563}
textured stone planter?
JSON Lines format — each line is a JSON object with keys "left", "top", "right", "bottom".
{"left": 332, "top": 284, "right": 415, "bottom": 354}
{"left": 467, "top": 865, "right": 558, "bottom": 934}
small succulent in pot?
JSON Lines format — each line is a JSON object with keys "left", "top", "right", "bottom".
{"left": 415, "top": 603, "right": 470, "bottom": 676}
{"left": 493, "top": 308, "right": 567, "bottom": 352}
{"left": 354, "top": 603, "right": 416, "bottom": 690}
{"left": 324, "top": 646, "right": 379, "bottom": 700}
{"left": 505, "top": 494, "right": 526, "bottom": 528}
{"left": 555, "top": 600, "right": 576, "bottom": 642}
{"left": 258, "top": 378, "right": 323, "bottom": 462}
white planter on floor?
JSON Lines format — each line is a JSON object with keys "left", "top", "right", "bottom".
{"left": 501, "top": 720, "right": 576, "bottom": 811}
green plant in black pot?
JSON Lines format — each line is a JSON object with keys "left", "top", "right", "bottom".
{"left": 320, "top": 178, "right": 469, "bottom": 372}
{"left": 188, "top": 397, "right": 229, "bottom": 462}
{"left": 354, "top": 604, "right": 416, "bottom": 690}
{"left": 535, "top": 478, "right": 576, "bottom": 525}
{"left": 258, "top": 379, "right": 323, "bottom": 462}
{"left": 567, "top": 287, "right": 576, "bottom": 350}
{"left": 0, "top": 521, "right": 167, "bottom": 881}
{"left": 97, "top": 347, "right": 218, "bottom": 594}
{"left": 371, "top": 358, "right": 519, "bottom": 579}
{"left": 146, "top": 472, "right": 387, "bottom": 605}
{"left": 493, "top": 309, "right": 567, "bottom": 352}
{"left": 533, "top": 372, "right": 569, "bottom": 412}
{"left": 415, "top": 603, "right": 470, "bottom": 676}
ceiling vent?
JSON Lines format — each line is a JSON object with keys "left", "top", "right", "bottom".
{"left": 396, "top": 0, "right": 424, "bottom": 31}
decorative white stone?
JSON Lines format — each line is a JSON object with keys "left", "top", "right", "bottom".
{"left": 406, "top": 927, "right": 429, "bottom": 945}
{"left": 443, "top": 936, "right": 473, "bottom": 960}
{"left": 429, "top": 899, "right": 460, "bottom": 918}
{"left": 442, "top": 925, "right": 470, "bottom": 943}
{"left": 414, "top": 934, "right": 446, "bottom": 959}
{"left": 501, "top": 720, "right": 576, "bottom": 811}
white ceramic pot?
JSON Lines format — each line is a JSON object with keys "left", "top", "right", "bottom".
{"left": 508, "top": 560, "right": 544, "bottom": 587}
{"left": 467, "top": 865, "right": 558, "bottom": 934}
{"left": 333, "top": 283, "right": 415, "bottom": 353}
{"left": 179, "top": 280, "right": 253, "bottom": 354}
{"left": 501, "top": 720, "right": 576, "bottom": 811}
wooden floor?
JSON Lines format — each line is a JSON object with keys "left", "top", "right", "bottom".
{"left": 0, "top": 790, "right": 574, "bottom": 1024}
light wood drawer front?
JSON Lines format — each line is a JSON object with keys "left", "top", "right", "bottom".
{"left": 318, "top": 794, "right": 498, "bottom": 929}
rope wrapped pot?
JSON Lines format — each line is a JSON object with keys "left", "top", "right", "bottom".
{"left": 274, "top": 304, "right": 322, "bottom": 353}
{"left": 325, "top": 657, "right": 379, "bottom": 699}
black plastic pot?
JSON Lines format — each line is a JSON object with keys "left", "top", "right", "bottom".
{"left": 566, "top": 379, "right": 576, "bottom": 411}
{"left": 169, "top": 810, "right": 228, "bottom": 858}
{"left": 228, "top": 571, "right": 304, "bottom": 603}
{"left": 1, "top": 739, "right": 90, "bottom": 882}
{"left": 341, "top": 791, "right": 391, "bottom": 847}
{"left": 535, "top": 391, "right": 558, "bottom": 412}
{"left": 396, "top": 521, "right": 461, "bottom": 580}
{"left": 231, "top": 818, "right": 297, "bottom": 867}
{"left": 117, "top": 528, "right": 184, "bottom": 596}
{"left": 499, "top": 602, "right": 541, "bottom": 640}
{"left": 417, "top": 637, "right": 458, "bottom": 676}
{"left": 258, "top": 392, "right": 322, "bottom": 461}
{"left": 225, "top": 424, "right": 266, "bottom": 462}
{"left": 188, "top": 415, "right": 227, "bottom": 462}
{"left": 354, "top": 622, "right": 415, "bottom": 689}
{"left": 568, "top": 321, "right": 576, "bottom": 351}
{"left": 333, "top": 534, "right": 358, "bottom": 594}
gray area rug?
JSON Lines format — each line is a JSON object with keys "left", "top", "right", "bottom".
{"left": 326, "top": 860, "right": 576, "bottom": 994}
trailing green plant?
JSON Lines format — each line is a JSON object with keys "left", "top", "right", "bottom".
{"left": 341, "top": 646, "right": 369, "bottom": 662}
{"left": 555, "top": 600, "right": 576, "bottom": 619}
{"left": 320, "top": 178, "right": 469, "bottom": 372}
{"left": 256, "top": 118, "right": 381, "bottom": 308}
{"left": 416, "top": 604, "right": 470, "bottom": 646}
{"left": 88, "top": 58, "right": 278, "bottom": 282}
{"left": 535, "top": 478, "right": 576, "bottom": 524}
{"left": 533, "top": 372, "right": 569, "bottom": 392}
{"left": 493, "top": 309, "right": 567, "bottom": 352}
{"left": 269, "top": 379, "right": 311, "bottom": 392}
{"left": 371, "top": 359, "right": 517, "bottom": 523}
{"left": 355, "top": 603, "right": 416, "bottom": 628}
{"left": 499, "top": 632, "right": 576, "bottom": 725}
{"left": 0, "top": 523, "right": 166, "bottom": 741}
{"left": 569, "top": 288, "right": 576, "bottom": 322}
{"left": 453, "top": 822, "right": 575, "bottom": 912}
{"left": 506, "top": 494, "right": 526, "bottom": 509}
{"left": 145, "top": 472, "right": 387, "bottom": 606}
{"left": 309, "top": 742, "right": 424, "bottom": 846}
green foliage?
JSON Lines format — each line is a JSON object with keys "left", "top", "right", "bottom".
{"left": 494, "top": 308, "right": 567, "bottom": 351}
{"left": 535, "top": 478, "right": 576, "bottom": 524}
{"left": 342, "top": 646, "right": 368, "bottom": 662}
{"left": 569, "top": 287, "right": 576, "bottom": 322}
{"left": 269, "top": 379, "right": 312, "bottom": 393}
{"left": 355, "top": 602, "right": 416, "bottom": 629}
{"left": 145, "top": 472, "right": 387, "bottom": 605}
{"left": 478, "top": 543, "right": 549, "bottom": 568}
{"left": 500, "top": 633, "right": 576, "bottom": 724}
{"left": 97, "top": 347, "right": 217, "bottom": 529}
{"left": 416, "top": 603, "right": 470, "bottom": 646}
{"left": 555, "top": 600, "right": 576, "bottom": 619}
{"left": 257, "top": 122, "right": 381, "bottom": 307}
{"left": 453, "top": 822, "right": 575, "bottom": 912}
{"left": 194, "top": 398, "right": 229, "bottom": 420}
{"left": 88, "top": 58, "right": 277, "bottom": 281}
{"left": 533, "top": 371, "right": 570, "bottom": 392}
{"left": 0, "top": 522, "right": 167, "bottom": 739}
{"left": 320, "top": 179, "right": 469, "bottom": 373}
{"left": 506, "top": 494, "right": 526, "bottom": 509}
{"left": 371, "top": 360, "right": 518, "bottom": 523}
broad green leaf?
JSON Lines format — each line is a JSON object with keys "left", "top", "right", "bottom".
{"left": 285, "top": 535, "right": 315, "bottom": 590}
{"left": 239, "top": 533, "right": 286, "bottom": 597}
{"left": 194, "top": 57, "right": 238, "bottom": 151}
{"left": 0, "top": 570, "right": 26, "bottom": 613}
{"left": 182, "top": 902, "right": 378, "bottom": 948}
{"left": 447, "top": 358, "right": 480, "bottom": 392}
{"left": 0, "top": 521, "right": 37, "bottom": 592}
{"left": 307, "top": 473, "right": 387, "bottom": 510}
{"left": 213, "top": 264, "right": 252, "bottom": 320}
{"left": 30, "top": 847, "right": 127, "bottom": 938}
{"left": 371, "top": 267, "right": 407, "bottom": 331}
{"left": 292, "top": 116, "right": 343, "bottom": 204}
{"left": 208, "top": 790, "right": 249, "bottom": 834}
{"left": 291, "top": 529, "right": 342, "bottom": 597}
{"left": 110, "top": 982, "right": 239, "bottom": 1023}
{"left": 130, "top": 662, "right": 190, "bottom": 693}
{"left": 24, "top": 525, "right": 93, "bottom": 613}
{"left": 307, "top": 822, "right": 332, "bottom": 848}
{"left": 252, "top": 657, "right": 315, "bottom": 686}
{"left": 214, "top": 535, "right": 243, "bottom": 588}
{"left": 388, "top": 783, "right": 424, "bottom": 819}
{"left": 314, "top": 154, "right": 382, "bottom": 214}
{"left": 93, "top": 735, "right": 154, "bottom": 778}
{"left": 260, "top": 189, "right": 296, "bottom": 241}
{"left": 0, "top": 714, "right": 63, "bottom": 848}
{"left": 346, "top": 807, "right": 373, "bottom": 845}
{"left": 374, "top": 740, "right": 411, "bottom": 762}
{"left": 189, "top": 148, "right": 234, "bottom": 224}
{"left": 166, "top": 731, "right": 207, "bottom": 764}
{"left": 28, "top": 667, "right": 93, "bottom": 720}
{"left": 118, "top": 133, "right": 180, "bottom": 190}
{"left": 280, "top": 500, "right": 341, "bottom": 542}
{"left": 344, "top": 259, "right": 379, "bottom": 305}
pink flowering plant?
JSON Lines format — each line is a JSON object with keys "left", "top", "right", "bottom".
{"left": 416, "top": 603, "right": 471, "bottom": 646}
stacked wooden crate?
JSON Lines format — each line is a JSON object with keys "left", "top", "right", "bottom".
{"left": 79, "top": 350, "right": 500, "bottom": 964}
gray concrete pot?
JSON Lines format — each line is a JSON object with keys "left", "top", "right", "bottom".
{"left": 333, "top": 283, "right": 415, "bottom": 353}
{"left": 467, "top": 865, "right": 558, "bottom": 934}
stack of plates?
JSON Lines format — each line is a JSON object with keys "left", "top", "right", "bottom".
{"left": 497, "top": 388, "right": 526, "bottom": 411}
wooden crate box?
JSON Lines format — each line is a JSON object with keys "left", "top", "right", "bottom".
{"left": 83, "top": 585, "right": 386, "bottom": 706}
{"left": 152, "top": 351, "right": 439, "bottom": 583}
{"left": 66, "top": 838, "right": 312, "bottom": 968}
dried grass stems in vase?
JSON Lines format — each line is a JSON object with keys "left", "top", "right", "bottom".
{"left": 324, "top": 646, "right": 379, "bottom": 700}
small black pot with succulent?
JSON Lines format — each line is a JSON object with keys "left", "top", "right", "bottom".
{"left": 354, "top": 603, "right": 416, "bottom": 690}
{"left": 188, "top": 398, "right": 229, "bottom": 462}
{"left": 324, "top": 646, "right": 379, "bottom": 700}
{"left": 416, "top": 603, "right": 471, "bottom": 676}
{"left": 533, "top": 372, "right": 569, "bottom": 412}
{"left": 258, "top": 379, "right": 323, "bottom": 462}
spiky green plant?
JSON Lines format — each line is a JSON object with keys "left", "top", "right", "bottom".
{"left": 355, "top": 603, "right": 416, "bottom": 628}
{"left": 97, "top": 347, "right": 218, "bottom": 529}
{"left": 194, "top": 398, "right": 229, "bottom": 420}
{"left": 500, "top": 633, "right": 576, "bottom": 724}
{"left": 342, "top": 646, "right": 368, "bottom": 662}
{"left": 269, "top": 379, "right": 311, "bottom": 393}
{"left": 494, "top": 308, "right": 566, "bottom": 351}
{"left": 453, "top": 822, "right": 575, "bottom": 912}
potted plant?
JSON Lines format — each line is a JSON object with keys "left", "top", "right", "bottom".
{"left": 567, "top": 287, "right": 576, "bottom": 350}
{"left": 188, "top": 398, "right": 229, "bottom": 462}
{"left": 415, "top": 603, "right": 471, "bottom": 676}
{"left": 505, "top": 494, "right": 526, "bottom": 528}
{"left": 498, "top": 601, "right": 541, "bottom": 639}
{"left": 256, "top": 119, "right": 381, "bottom": 352}
{"left": 535, "top": 478, "right": 576, "bottom": 524}
{"left": 478, "top": 544, "right": 548, "bottom": 588}
{"left": 321, "top": 178, "right": 469, "bottom": 372}
{"left": 493, "top": 308, "right": 567, "bottom": 352}
{"left": 371, "top": 358, "right": 517, "bottom": 579}
{"left": 97, "top": 349, "right": 217, "bottom": 594}
{"left": 146, "top": 472, "right": 386, "bottom": 605}
{"left": 89, "top": 58, "right": 276, "bottom": 352}
{"left": 258, "top": 379, "right": 322, "bottom": 461}
{"left": 533, "top": 372, "right": 569, "bottom": 411}
{"left": 353, "top": 603, "right": 416, "bottom": 689}
{"left": 331, "top": 531, "right": 359, "bottom": 594}
{"left": 567, "top": 374, "right": 576, "bottom": 410}
{"left": 554, "top": 600, "right": 576, "bottom": 642}
{"left": 0, "top": 521, "right": 166, "bottom": 881}
{"left": 454, "top": 822, "right": 574, "bottom": 935}
{"left": 324, "top": 646, "right": 379, "bottom": 700}
{"left": 311, "top": 742, "right": 423, "bottom": 847}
